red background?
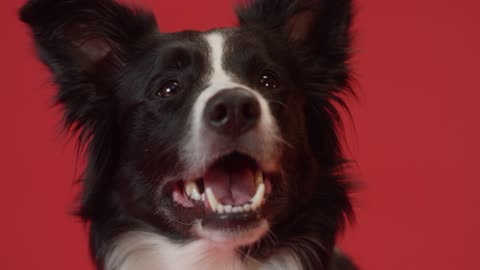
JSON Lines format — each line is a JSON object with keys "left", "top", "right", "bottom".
{"left": 1, "top": 0, "right": 479, "bottom": 269}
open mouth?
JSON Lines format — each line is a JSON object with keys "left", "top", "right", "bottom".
{"left": 172, "top": 153, "right": 272, "bottom": 228}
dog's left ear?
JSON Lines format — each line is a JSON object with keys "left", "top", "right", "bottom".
{"left": 237, "top": 0, "right": 353, "bottom": 65}
{"left": 19, "top": 0, "right": 158, "bottom": 136}
{"left": 19, "top": 0, "right": 158, "bottom": 74}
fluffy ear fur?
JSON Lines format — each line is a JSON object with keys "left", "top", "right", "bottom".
{"left": 19, "top": 0, "right": 158, "bottom": 219}
{"left": 20, "top": 0, "right": 157, "bottom": 134}
{"left": 20, "top": 0, "right": 158, "bottom": 70}
{"left": 236, "top": 0, "right": 352, "bottom": 47}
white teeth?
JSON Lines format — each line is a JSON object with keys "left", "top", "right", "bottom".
{"left": 191, "top": 187, "right": 202, "bottom": 201}
{"left": 217, "top": 204, "right": 224, "bottom": 214}
{"left": 206, "top": 188, "right": 220, "bottom": 211}
{"left": 205, "top": 183, "right": 266, "bottom": 214}
{"left": 250, "top": 183, "right": 265, "bottom": 209}
{"left": 186, "top": 181, "right": 202, "bottom": 201}
{"left": 185, "top": 171, "right": 267, "bottom": 214}
{"left": 255, "top": 169, "right": 264, "bottom": 186}
{"left": 185, "top": 182, "right": 194, "bottom": 196}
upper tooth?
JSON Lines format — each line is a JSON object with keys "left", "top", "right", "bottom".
{"left": 250, "top": 183, "right": 265, "bottom": 209}
{"left": 205, "top": 188, "right": 219, "bottom": 211}
{"left": 185, "top": 182, "right": 194, "bottom": 196}
{"left": 186, "top": 181, "right": 201, "bottom": 200}
{"left": 191, "top": 187, "right": 201, "bottom": 201}
{"left": 255, "top": 170, "right": 264, "bottom": 186}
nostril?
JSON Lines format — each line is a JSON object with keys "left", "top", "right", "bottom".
{"left": 242, "top": 99, "right": 260, "bottom": 121}
{"left": 210, "top": 103, "right": 229, "bottom": 126}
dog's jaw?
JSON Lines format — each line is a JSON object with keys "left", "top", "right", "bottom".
{"left": 192, "top": 218, "right": 270, "bottom": 247}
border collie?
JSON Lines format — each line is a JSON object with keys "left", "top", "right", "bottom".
{"left": 20, "top": 0, "right": 357, "bottom": 269}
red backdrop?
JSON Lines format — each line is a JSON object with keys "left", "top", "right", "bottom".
{"left": 1, "top": 0, "right": 479, "bottom": 269}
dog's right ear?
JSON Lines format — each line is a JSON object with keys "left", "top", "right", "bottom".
{"left": 20, "top": 0, "right": 157, "bottom": 133}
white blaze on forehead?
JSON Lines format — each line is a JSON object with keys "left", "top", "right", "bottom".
{"left": 206, "top": 32, "right": 233, "bottom": 87}
{"left": 190, "top": 32, "right": 240, "bottom": 145}
{"left": 191, "top": 32, "right": 241, "bottom": 129}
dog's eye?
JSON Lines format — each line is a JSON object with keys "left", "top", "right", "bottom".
{"left": 157, "top": 80, "right": 182, "bottom": 98}
{"left": 259, "top": 72, "right": 279, "bottom": 89}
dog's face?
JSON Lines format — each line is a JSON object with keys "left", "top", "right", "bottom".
{"left": 117, "top": 28, "right": 308, "bottom": 245}
{"left": 21, "top": 0, "right": 352, "bottom": 249}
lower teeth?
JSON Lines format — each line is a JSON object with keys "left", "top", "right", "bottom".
{"left": 184, "top": 170, "right": 266, "bottom": 214}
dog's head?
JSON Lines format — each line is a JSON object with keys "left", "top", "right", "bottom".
{"left": 21, "top": 0, "right": 353, "bottom": 248}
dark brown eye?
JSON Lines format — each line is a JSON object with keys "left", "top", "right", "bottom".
{"left": 157, "top": 80, "right": 182, "bottom": 98}
{"left": 259, "top": 72, "right": 280, "bottom": 89}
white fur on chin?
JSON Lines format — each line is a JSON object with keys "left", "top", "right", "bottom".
{"left": 105, "top": 230, "right": 303, "bottom": 270}
{"left": 192, "top": 219, "right": 270, "bottom": 246}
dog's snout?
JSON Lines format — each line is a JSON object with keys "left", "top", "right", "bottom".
{"left": 204, "top": 88, "right": 261, "bottom": 137}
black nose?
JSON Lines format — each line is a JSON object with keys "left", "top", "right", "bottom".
{"left": 204, "top": 88, "right": 261, "bottom": 137}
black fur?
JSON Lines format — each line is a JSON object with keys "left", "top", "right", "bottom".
{"left": 20, "top": 0, "right": 357, "bottom": 269}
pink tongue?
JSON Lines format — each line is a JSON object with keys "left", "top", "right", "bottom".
{"left": 203, "top": 157, "right": 256, "bottom": 206}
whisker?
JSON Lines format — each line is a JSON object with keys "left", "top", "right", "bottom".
{"left": 238, "top": 247, "right": 262, "bottom": 266}
{"left": 266, "top": 98, "right": 288, "bottom": 110}
{"left": 273, "top": 134, "right": 294, "bottom": 149}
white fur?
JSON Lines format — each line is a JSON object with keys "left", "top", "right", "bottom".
{"left": 105, "top": 231, "right": 303, "bottom": 270}
{"left": 181, "top": 32, "right": 281, "bottom": 180}
{"left": 192, "top": 219, "right": 270, "bottom": 246}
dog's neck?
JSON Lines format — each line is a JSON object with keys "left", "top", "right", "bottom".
{"left": 105, "top": 231, "right": 302, "bottom": 270}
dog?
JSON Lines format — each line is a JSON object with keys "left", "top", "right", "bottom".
{"left": 20, "top": 0, "right": 357, "bottom": 269}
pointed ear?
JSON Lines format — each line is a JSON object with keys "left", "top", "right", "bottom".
{"left": 237, "top": 0, "right": 354, "bottom": 96}
{"left": 20, "top": 0, "right": 158, "bottom": 73}
{"left": 20, "top": 0, "right": 158, "bottom": 134}
{"left": 237, "top": 0, "right": 353, "bottom": 54}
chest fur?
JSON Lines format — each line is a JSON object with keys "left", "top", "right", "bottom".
{"left": 105, "top": 232, "right": 302, "bottom": 270}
